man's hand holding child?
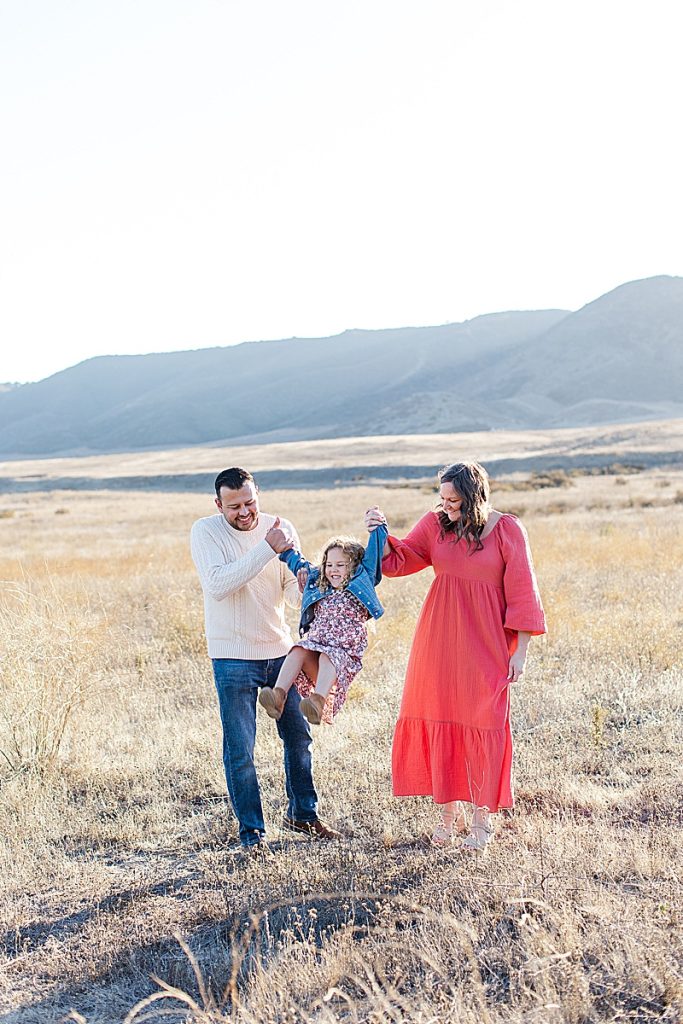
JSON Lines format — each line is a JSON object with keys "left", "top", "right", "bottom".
{"left": 265, "top": 516, "right": 294, "bottom": 553}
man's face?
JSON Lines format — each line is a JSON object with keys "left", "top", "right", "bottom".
{"left": 215, "top": 481, "right": 260, "bottom": 531}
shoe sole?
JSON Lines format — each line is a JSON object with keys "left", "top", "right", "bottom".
{"left": 282, "top": 819, "right": 340, "bottom": 840}
{"left": 259, "top": 689, "right": 284, "bottom": 720}
{"left": 242, "top": 844, "right": 274, "bottom": 860}
{"left": 462, "top": 833, "right": 494, "bottom": 854}
{"left": 299, "top": 699, "right": 322, "bottom": 725}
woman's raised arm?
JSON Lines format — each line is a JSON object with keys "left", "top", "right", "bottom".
{"left": 380, "top": 511, "right": 435, "bottom": 577}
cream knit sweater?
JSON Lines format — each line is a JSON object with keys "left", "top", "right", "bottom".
{"left": 190, "top": 511, "right": 301, "bottom": 659}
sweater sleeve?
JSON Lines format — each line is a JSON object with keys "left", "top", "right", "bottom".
{"left": 382, "top": 512, "right": 435, "bottom": 577}
{"left": 498, "top": 516, "right": 546, "bottom": 635}
{"left": 190, "top": 519, "right": 276, "bottom": 601}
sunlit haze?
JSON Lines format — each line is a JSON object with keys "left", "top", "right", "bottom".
{"left": 1, "top": 0, "right": 681, "bottom": 382}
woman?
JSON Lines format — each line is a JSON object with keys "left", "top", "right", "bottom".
{"left": 366, "top": 462, "right": 546, "bottom": 851}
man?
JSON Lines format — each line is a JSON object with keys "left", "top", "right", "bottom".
{"left": 190, "top": 466, "right": 339, "bottom": 851}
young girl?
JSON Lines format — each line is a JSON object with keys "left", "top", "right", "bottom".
{"left": 259, "top": 522, "right": 388, "bottom": 726}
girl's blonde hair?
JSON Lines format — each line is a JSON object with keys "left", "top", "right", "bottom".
{"left": 317, "top": 537, "right": 365, "bottom": 592}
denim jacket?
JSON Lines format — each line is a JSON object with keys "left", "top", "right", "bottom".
{"left": 279, "top": 524, "right": 388, "bottom": 636}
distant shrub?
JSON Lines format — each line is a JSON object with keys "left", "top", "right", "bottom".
{"left": 390, "top": 514, "right": 412, "bottom": 531}
{"left": 543, "top": 500, "right": 571, "bottom": 515}
{"left": 602, "top": 462, "right": 644, "bottom": 475}
{"left": 577, "top": 463, "right": 645, "bottom": 478}
{"left": 504, "top": 505, "right": 528, "bottom": 518}
{"left": 492, "top": 469, "right": 574, "bottom": 493}
{"left": 490, "top": 480, "right": 522, "bottom": 492}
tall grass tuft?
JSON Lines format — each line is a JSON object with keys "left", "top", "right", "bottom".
{"left": 0, "top": 580, "right": 105, "bottom": 777}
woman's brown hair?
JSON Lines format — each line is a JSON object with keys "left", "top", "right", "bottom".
{"left": 317, "top": 537, "right": 366, "bottom": 592}
{"left": 437, "top": 462, "right": 491, "bottom": 551}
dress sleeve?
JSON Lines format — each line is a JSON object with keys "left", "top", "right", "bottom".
{"left": 498, "top": 515, "right": 546, "bottom": 635}
{"left": 382, "top": 512, "right": 435, "bottom": 578}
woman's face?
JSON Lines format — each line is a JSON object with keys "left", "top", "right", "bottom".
{"left": 440, "top": 481, "right": 464, "bottom": 521}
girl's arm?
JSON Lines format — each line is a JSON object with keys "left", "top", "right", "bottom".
{"left": 365, "top": 506, "right": 390, "bottom": 557}
{"left": 278, "top": 547, "right": 313, "bottom": 577}
{"left": 361, "top": 522, "right": 389, "bottom": 584}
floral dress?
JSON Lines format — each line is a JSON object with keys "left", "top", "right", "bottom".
{"left": 294, "top": 588, "right": 370, "bottom": 724}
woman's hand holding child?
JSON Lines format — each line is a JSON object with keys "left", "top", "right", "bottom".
{"left": 365, "top": 506, "right": 387, "bottom": 532}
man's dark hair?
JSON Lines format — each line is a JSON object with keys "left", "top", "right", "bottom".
{"left": 214, "top": 467, "right": 256, "bottom": 498}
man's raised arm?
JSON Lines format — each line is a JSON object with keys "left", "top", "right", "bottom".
{"left": 190, "top": 517, "right": 292, "bottom": 601}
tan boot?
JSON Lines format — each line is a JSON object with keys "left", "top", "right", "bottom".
{"left": 299, "top": 692, "right": 326, "bottom": 725}
{"left": 259, "top": 686, "right": 286, "bottom": 720}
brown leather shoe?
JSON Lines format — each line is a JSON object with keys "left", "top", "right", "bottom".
{"left": 299, "top": 692, "right": 326, "bottom": 725}
{"left": 241, "top": 839, "right": 275, "bottom": 860}
{"left": 259, "top": 686, "right": 286, "bottom": 720}
{"left": 282, "top": 816, "right": 342, "bottom": 840}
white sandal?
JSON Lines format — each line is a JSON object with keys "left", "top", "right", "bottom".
{"left": 462, "top": 823, "right": 494, "bottom": 852}
{"left": 429, "top": 823, "right": 455, "bottom": 848}
{"left": 428, "top": 806, "right": 468, "bottom": 848}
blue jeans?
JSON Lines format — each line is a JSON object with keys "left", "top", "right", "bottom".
{"left": 212, "top": 657, "right": 318, "bottom": 846}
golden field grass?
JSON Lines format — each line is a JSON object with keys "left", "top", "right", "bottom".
{"left": 0, "top": 456, "right": 682, "bottom": 1023}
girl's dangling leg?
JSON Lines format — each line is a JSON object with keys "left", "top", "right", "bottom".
{"left": 259, "top": 646, "right": 310, "bottom": 721}
{"left": 300, "top": 653, "right": 337, "bottom": 726}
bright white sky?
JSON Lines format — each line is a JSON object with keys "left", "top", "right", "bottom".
{"left": 1, "top": 0, "right": 682, "bottom": 383}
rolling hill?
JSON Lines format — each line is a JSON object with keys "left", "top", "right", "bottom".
{"left": 1, "top": 276, "right": 681, "bottom": 456}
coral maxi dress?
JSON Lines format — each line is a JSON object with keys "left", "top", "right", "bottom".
{"left": 383, "top": 512, "right": 546, "bottom": 812}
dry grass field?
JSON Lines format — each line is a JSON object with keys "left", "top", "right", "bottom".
{"left": 2, "top": 418, "right": 683, "bottom": 492}
{"left": 0, "top": 440, "right": 682, "bottom": 1022}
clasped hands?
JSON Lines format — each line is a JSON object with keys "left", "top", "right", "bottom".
{"left": 265, "top": 516, "right": 294, "bottom": 554}
{"left": 364, "top": 505, "right": 387, "bottom": 531}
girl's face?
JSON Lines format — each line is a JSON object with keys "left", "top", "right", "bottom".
{"left": 440, "top": 481, "right": 464, "bottom": 521}
{"left": 324, "top": 547, "right": 351, "bottom": 588}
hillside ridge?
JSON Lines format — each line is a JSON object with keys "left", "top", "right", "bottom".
{"left": 1, "top": 275, "right": 681, "bottom": 456}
